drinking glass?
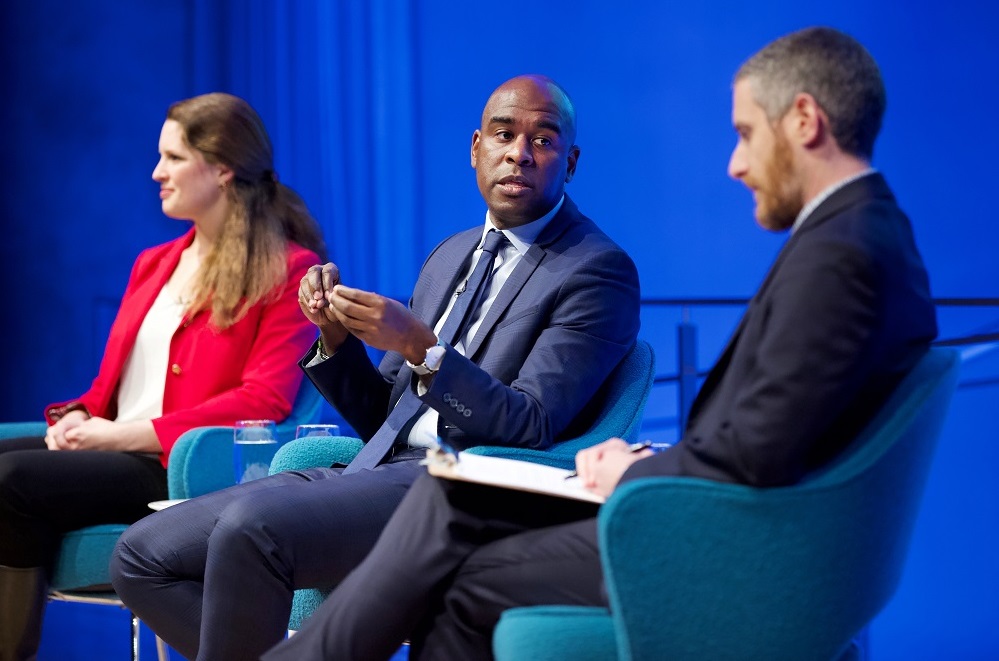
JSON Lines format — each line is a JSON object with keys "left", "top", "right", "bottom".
{"left": 649, "top": 441, "right": 674, "bottom": 454}
{"left": 294, "top": 423, "right": 341, "bottom": 440}
{"left": 233, "top": 419, "right": 278, "bottom": 484}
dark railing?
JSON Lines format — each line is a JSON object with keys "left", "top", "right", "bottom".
{"left": 643, "top": 297, "right": 999, "bottom": 433}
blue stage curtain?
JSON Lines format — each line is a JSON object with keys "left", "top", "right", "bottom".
{"left": 190, "top": 0, "right": 426, "bottom": 298}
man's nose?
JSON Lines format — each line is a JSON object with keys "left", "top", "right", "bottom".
{"left": 505, "top": 135, "right": 533, "bottom": 166}
{"left": 727, "top": 144, "right": 747, "bottom": 180}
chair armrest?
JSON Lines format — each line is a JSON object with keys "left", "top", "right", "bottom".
{"left": 467, "top": 340, "right": 656, "bottom": 471}
{"left": 493, "top": 606, "right": 617, "bottom": 661}
{"left": 0, "top": 422, "right": 48, "bottom": 440}
{"left": 465, "top": 445, "right": 577, "bottom": 470}
{"left": 167, "top": 426, "right": 238, "bottom": 499}
{"left": 269, "top": 436, "right": 365, "bottom": 474}
{"left": 465, "top": 425, "right": 626, "bottom": 469}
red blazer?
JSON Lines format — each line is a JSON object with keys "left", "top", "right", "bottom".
{"left": 45, "top": 228, "right": 319, "bottom": 467}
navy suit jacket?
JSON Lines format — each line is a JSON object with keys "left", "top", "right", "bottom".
{"left": 624, "top": 173, "right": 937, "bottom": 487}
{"left": 303, "top": 195, "right": 641, "bottom": 453}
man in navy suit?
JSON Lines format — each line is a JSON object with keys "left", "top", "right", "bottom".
{"left": 260, "top": 27, "right": 937, "bottom": 661}
{"left": 110, "top": 74, "right": 640, "bottom": 661}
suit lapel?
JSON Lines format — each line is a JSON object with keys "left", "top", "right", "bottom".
{"left": 690, "top": 232, "right": 791, "bottom": 422}
{"left": 463, "top": 242, "right": 543, "bottom": 358}
{"left": 686, "top": 316, "right": 742, "bottom": 425}
{"left": 686, "top": 174, "right": 890, "bottom": 430}
{"left": 749, "top": 173, "right": 890, "bottom": 306}
{"left": 103, "top": 231, "right": 192, "bottom": 374}
{"left": 461, "top": 196, "right": 578, "bottom": 360}
{"left": 687, "top": 217, "right": 805, "bottom": 425}
{"left": 421, "top": 230, "right": 480, "bottom": 326}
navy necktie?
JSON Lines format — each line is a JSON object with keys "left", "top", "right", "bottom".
{"left": 342, "top": 230, "right": 508, "bottom": 473}
{"left": 438, "top": 229, "right": 508, "bottom": 345}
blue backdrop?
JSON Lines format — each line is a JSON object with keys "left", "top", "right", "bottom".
{"left": 2, "top": 1, "right": 996, "bottom": 658}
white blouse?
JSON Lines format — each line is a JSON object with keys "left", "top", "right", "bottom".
{"left": 115, "top": 287, "right": 185, "bottom": 423}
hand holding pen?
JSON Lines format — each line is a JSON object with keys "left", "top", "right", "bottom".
{"left": 568, "top": 438, "right": 663, "bottom": 500}
{"left": 564, "top": 440, "right": 654, "bottom": 479}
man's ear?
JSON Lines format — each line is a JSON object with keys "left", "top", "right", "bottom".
{"left": 565, "top": 145, "right": 580, "bottom": 183}
{"left": 470, "top": 130, "right": 482, "bottom": 168}
{"left": 787, "top": 92, "right": 826, "bottom": 149}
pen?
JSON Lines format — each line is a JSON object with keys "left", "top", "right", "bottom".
{"left": 564, "top": 440, "right": 654, "bottom": 480}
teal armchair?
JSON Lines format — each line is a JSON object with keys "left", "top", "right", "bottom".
{"left": 47, "top": 377, "right": 322, "bottom": 592}
{"left": 493, "top": 347, "right": 960, "bottom": 661}
{"left": 0, "top": 377, "right": 323, "bottom": 660}
{"left": 270, "top": 338, "right": 656, "bottom": 630}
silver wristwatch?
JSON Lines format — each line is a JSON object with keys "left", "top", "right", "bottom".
{"left": 409, "top": 339, "right": 446, "bottom": 375}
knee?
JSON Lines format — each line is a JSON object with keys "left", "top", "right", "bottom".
{"left": 0, "top": 454, "right": 30, "bottom": 501}
{"left": 211, "top": 498, "right": 286, "bottom": 564}
{"left": 109, "top": 518, "right": 159, "bottom": 593}
{"left": 0, "top": 455, "right": 37, "bottom": 525}
{"left": 441, "top": 571, "right": 505, "bottom": 636}
{"left": 109, "top": 536, "right": 132, "bottom": 593}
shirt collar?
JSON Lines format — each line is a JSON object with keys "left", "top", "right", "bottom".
{"left": 792, "top": 169, "right": 877, "bottom": 233}
{"left": 482, "top": 195, "right": 564, "bottom": 255}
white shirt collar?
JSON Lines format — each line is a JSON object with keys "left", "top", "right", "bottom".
{"left": 482, "top": 195, "right": 564, "bottom": 254}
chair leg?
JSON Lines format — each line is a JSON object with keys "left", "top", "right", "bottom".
{"left": 130, "top": 612, "right": 140, "bottom": 661}
{"left": 130, "top": 612, "right": 171, "bottom": 661}
{"left": 155, "top": 634, "right": 169, "bottom": 661}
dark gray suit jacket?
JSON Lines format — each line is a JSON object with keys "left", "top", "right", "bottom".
{"left": 304, "top": 195, "right": 641, "bottom": 453}
{"left": 624, "top": 173, "right": 937, "bottom": 487}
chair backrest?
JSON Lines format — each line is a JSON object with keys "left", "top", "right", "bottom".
{"left": 598, "top": 347, "right": 960, "bottom": 661}
{"left": 466, "top": 338, "right": 656, "bottom": 469}
{"left": 276, "top": 377, "right": 324, "bottom": 441}
{"left": 568, "top": 338, "right": 657, "bottom": 448}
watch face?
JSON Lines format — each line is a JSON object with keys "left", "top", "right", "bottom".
{"left": 425, "top": 344, "right": 447, "bottom": 372}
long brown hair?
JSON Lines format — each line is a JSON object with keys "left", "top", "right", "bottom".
{"left": 167, "top": 92, "right": 327, "bottom": 329}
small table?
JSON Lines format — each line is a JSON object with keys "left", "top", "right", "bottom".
{"left": 148, "top": 499, "right": 188, "bottom": 511}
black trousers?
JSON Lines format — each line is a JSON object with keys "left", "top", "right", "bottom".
{"left": 0, "top": 437, "right": 167, "bottom": 571}
{"left": 263, "top": 471, "right": 606, "bottom": 661}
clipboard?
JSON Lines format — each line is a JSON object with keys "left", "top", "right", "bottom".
{"left": 422, "top": 447, "right": 605, "bottom": 504}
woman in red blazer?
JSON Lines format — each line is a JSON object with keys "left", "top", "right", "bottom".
{"left": 0, "top": 92, "right": 325, "bottom": 658}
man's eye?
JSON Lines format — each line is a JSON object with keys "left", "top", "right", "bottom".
{"left": 534, "top": 137, "right": 552, "bottom": 147}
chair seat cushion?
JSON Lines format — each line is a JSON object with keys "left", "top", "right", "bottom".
{"left": 289, "top": 587, "right": 333, "bottom": 631}
{"left": 51, "top": 524, "right": 128, "bottom": 591}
